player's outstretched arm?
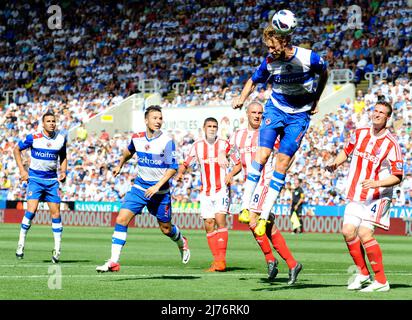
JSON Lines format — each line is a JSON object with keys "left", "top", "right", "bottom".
{"left": 325, "top": 149, "right": 348, "bottom": 172}
{"left": 13, "top": 145, "right": 28, "bottom": 182}
{"left": 174, "top": 164, "right": 187, "bottom": 182}
{"left": 361, "top": 175, "right": 402, "bottom": 189}
{"left": 145, "top": 168, "right": 177, "bottom": 198}
{"left": 310, "top": 68, "right": 329, "bottom": 115}
{"left": 232, "top": 78, "right": 256, "bottom": 110}
{"left": 113, "top": 149, "right": 133, "bottom": 177}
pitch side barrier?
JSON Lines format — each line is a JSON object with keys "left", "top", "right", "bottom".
{"left": 1, "top": 203, "right": 411, "bottom": 235}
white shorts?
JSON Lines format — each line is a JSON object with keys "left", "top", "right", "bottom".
{"left": 199, "top": 188, "right": 230, "bottom": 219}
{"left": 343, "top": 198, "right": 391, "bottom": 230}
{"left": 249, "top": 184, "right": 268, "bottom": 214}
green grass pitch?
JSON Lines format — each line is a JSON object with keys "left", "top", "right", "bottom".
{"left": 0, "top": 223, "right": 411, "bottom": 300}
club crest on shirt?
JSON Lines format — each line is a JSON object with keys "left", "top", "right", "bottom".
{"left": 47, "top": 143, "right": 52, "bottom": 147}
{"left": 145, "top": 144, "right": 150, "bottom": 151}
{"left": 396, "top": 162, "right": 403, "bottom": 170}
{"left": 265, "top": 118, "right": 271, "bottom": 125}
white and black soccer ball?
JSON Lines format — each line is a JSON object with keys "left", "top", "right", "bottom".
{"left": 271, "top": 9, "right": 297, "bottom": 35}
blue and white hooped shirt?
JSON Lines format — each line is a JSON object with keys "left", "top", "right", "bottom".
{"left": 251, "top": 46, "right": 327, "bottom": 114}
{"left": 127, "top": 130, "right": 178, "bottom": 193}
{"left": 18, "top": 131, "right": 67, "bottom": 180}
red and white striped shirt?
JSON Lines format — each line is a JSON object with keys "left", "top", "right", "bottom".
{"left": 344, "top": 127, "right": 403, "bottom": 202}
{"left": 229, "top": 128, "right": 278, "bottom": 186}
{"left": 184, "top": 138, "right": 240, "bottom": 196}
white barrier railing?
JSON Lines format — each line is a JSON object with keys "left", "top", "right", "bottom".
{"left": 328, "top": 69, "right": 354, "bottom": 84}
{"left": 138, "top": 79, "right": 161, "bottom": 93}
{"left": 172, "top": 82, "right": 188, "bottom": 94}
{"left": 364, "top": 71, "right": 388, "bottom": 88}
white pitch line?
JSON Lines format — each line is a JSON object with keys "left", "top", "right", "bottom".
{"left": 0, "top": 265, "right": 411, "bottom": 274}
{"left": 1, "top": 273, "right": 412, "bottom": 279}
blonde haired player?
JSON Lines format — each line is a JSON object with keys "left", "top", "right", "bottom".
{"left": 326, "top": 101, "right": 403, "bottom": 292}
{"left": 232, "top": 22, "right": 328, "bottom": 243}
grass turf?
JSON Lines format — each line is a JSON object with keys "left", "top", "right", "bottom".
{"left": 0, "top": 223, "right": 411, "bottom": 300}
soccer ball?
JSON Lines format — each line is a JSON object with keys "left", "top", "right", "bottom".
{"left": 271, "top": 10, "right": 297, "bottom": 35}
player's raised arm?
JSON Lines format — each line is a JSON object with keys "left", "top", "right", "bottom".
{"left": 232, "top": 78, "right": 257, "bottom": 110}
{"left": 310, "top": 68, "right": 329, "bottom": 115}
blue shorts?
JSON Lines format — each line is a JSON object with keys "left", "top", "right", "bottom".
{"left": 27, "top": 178, "right": 61, "bottom": 203}
{"left": 259, "top": 104, "right": 310, "bottom": 157}
{"left": 121, "top": 187, "right": 172, "bottom": 223}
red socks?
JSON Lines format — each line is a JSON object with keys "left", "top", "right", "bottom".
{"left": 346, "top": 236, "right": 386, "bottom": 284}
{"left": 345, "top": 236, "right": 370, "bottom": 276}
{"left": 250, "top": 223, "right": 275, "bottom": 263}
{"left": 216, "top": 228, "right": 228, "bottom": 262}
{"left": 206, "top": 231, "right": 219, "bottom": 261}
{"left": 363, "top": 238, "right": 386, "bottom": 284}
{"left": 207, "top": 228, "right": 229, "bottom": 263}
{"left": 271, "top": 229, "right": 297, "bottom": 269}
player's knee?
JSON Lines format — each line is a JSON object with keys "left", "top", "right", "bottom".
{"left": 116, "top": 215, "right": 129, "bottom": 226}
{"left": 259, "top": 149, "right": 272, "bottom": 164}
{"left": 357, "top": 227, "right": 374, "bottom": 243}
{"left": 248, "top": 212, "right": 259, "bottom": 226}
{"left": 204, "top": 219, "right": 215, "bottom": 232}
{"left": 50, "top": 212, "right": 60, "bottom": 219}
{"left": 159, "top": 224, "right": 171, "bottom": 235}
{"left": 276, "top": 155, "right": 292, "bottom": 172}
{"left": 341, "top": 224, "right": 357, "bottom": 240}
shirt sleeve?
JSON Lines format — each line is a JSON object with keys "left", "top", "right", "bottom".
{"left": 127, "top": 138, "right": 136, "bottom": 155}
{"left": 251, "top": 57, "right": 271, "bottom": 83}
{"left": 310, "top": 51, "right": 327, "bottom": 74}
{"left": 18, "top": 134, "right": 33, "bottom": 151}
{"left": 387, "top": 142, "right": 404, "bottom": 177}
{"left": 165, "top": 140, "right": 178, "bottom": 170}
{"left": 59, "top": 136, "right": 67, "bottom": 159}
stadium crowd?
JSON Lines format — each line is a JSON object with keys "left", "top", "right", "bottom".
{"left": 0, "top": 0, "right": 411, "bottom": 208}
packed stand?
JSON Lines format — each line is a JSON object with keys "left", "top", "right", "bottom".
{"left": 161, "top": 0, "right": 412, "bottom": 107}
